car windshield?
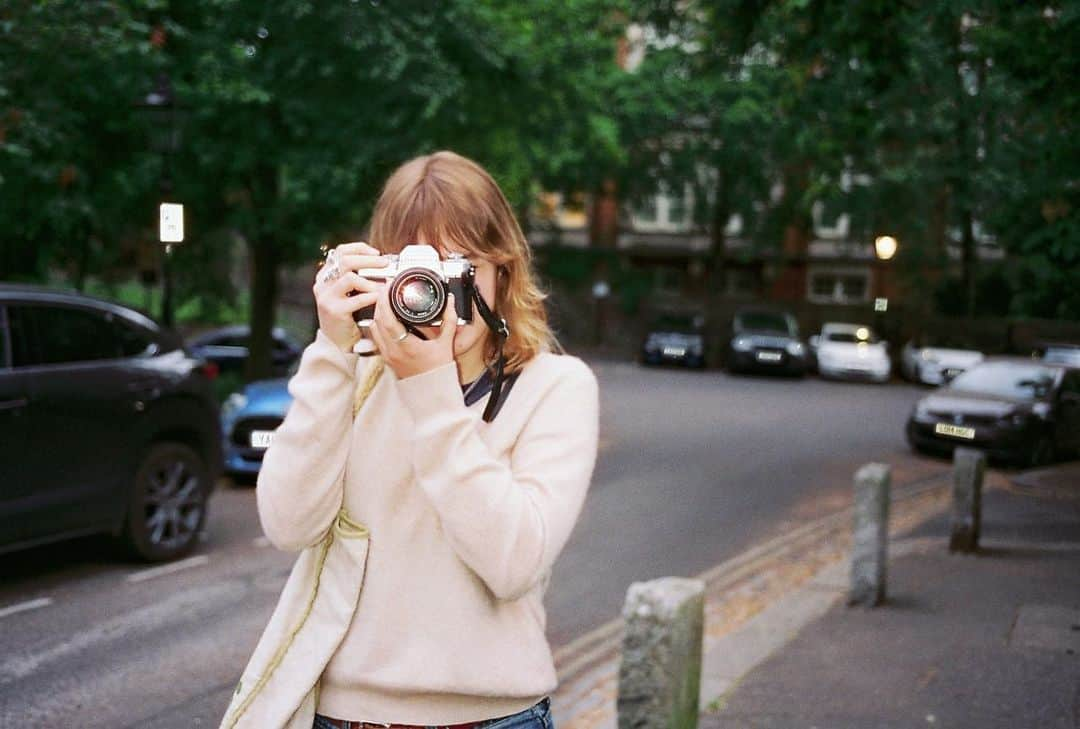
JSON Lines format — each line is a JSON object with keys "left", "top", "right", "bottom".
{"left": 1043, "top": 347, "right": 1080, "bottom": 366}
{"left": 949, "top": 362, "right": 1057, "bottom": 401}
{"left": 826, "top": 328, "right": 879, "bottom": 344}
{"left": 737, "top": 312, "right": 793, "bottom": 334}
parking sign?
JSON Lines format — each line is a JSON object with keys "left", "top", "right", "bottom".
{"left": 160, "top": 203, "right": 184, "bottom": 243}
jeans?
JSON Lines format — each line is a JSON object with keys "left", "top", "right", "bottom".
{"left": 313, "top": 696, "right": 554, "bottom": 729}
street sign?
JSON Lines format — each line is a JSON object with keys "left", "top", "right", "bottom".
{"left": 874, "top": 297, "right": 888, "bottom": 312}
{"left": 159, "top": 203, "right": 184, "bottom": 243}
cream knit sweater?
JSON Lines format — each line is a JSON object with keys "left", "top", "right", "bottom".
{"left": 256, "top": 330, "right": 599, "bottom": 724}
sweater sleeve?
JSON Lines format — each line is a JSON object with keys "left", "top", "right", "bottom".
{"left": 395, "top": 357, "right": 599, "bottom": 601}
{"left": 256, "top": 329, "right": 359, "bottom": 551}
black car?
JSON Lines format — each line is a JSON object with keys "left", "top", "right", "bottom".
{"left": 640, "top": 314, "right": 707, "bottom": 368}
{"left": 726, "top": 308, "right": 808, "bottom": 376}
{"left": 906, "top": 358, "right": 1080, "bottom": 467}
{"left": 187, "top": 324, "right": 302, "bottom": 377}
{"left": 0, "top": 285, "right": 222, "bottom": 561}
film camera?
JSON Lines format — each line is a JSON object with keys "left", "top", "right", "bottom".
{"left": 352, "top": 244, "right": 475, "bottom": 327}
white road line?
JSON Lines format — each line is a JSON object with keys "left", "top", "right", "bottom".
{"left": 0, "top": 597, "right": 53, "bottom": 620}
{"left": 126, "top": 555, "right": 209, "bottom": 583}
{"left": 252, "top": 536, "right": 271, "bottom": 548}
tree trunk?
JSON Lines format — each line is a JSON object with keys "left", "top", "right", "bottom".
{"left": 708, "top": 167, "right": 730, "bottom": 295}
{"left": 960, "top": 206, "right": 976, "bottom": 317}
{"left": 246, "top": 237, "right": 279, "bottom": 383}
{"left": 588, "top": 179, "right": 619, "bottom": 248}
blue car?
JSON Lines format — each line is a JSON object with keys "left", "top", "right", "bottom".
{"left": 221, "top": 368, "right": 294, "bottom": 482}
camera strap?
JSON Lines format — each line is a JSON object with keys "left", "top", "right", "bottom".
{"left": 470, "top": 286, "right": 511, "bottom": 423}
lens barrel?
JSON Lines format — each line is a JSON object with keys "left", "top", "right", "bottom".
{"left": 389, "top": 268, "right": 446, "bottom": 325}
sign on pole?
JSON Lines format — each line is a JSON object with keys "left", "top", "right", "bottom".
{"left": 159, "top": 203, "right": 184, "bottom": 243}
{"left": 874, "top": 297, "right": 888, "bottom": 312}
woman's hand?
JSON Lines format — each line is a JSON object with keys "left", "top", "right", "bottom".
{"left": 368, "top": 285, "right": 458, "bottom": 380}
{"left": 314, "top": 242, "right": 387, "bottom": 352}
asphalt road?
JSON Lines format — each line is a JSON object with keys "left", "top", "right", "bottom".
{"left": 0, "top": 362, "right": 936, "bottom": 728}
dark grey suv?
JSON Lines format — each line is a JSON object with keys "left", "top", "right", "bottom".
{"left": 0, "top": 285, "right": 222, "bottom": 561}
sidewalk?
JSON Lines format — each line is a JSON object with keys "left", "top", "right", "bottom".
{"left": 699, "top": 464, "right": 1080, "bottom": 729}
{"left": 553, "top": 461, "right": 1080, "bottom": 729}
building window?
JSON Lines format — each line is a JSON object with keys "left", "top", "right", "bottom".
{"left": 724, "top": 268, "right": 761, "bottom": 296}
{"left": 808, "top": 268, "right": 870, "bottom": 304}
{"left": 635, "top": 196, "right": 658, "bottom": 223}
{"left": 668, "top": 194, "right": 688, "bottom": 225}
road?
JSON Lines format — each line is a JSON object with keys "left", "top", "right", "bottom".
{"left": 0, "top": 363, "right": 940, "bottom": 727}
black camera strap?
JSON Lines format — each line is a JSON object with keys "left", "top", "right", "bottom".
{"left": 471, "top": 286, "right": 511, "bottom": 423}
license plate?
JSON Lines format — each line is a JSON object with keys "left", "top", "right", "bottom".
{"left": 756, "top": 351, "right": 783, "bottom": 363}
{"left": 663, "top": 347, "right": 686, "bottom": 357}
{"left": 250, "top": 430, "right": 275, "bottom": 449}
{"left": 934, "top": 423, "right": 975, "bottom": 440}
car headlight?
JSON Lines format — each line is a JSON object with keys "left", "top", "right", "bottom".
{"left": 222, "top": 392, "right": 248, "bottom": 418}
{"left": 920, "top": 350, "right": 938, "bottom": 363}
{"left": 787, "top": 341, "right": 805, "bottom": 356}
{"left": 733, "top": 336, "right": 753, "bottom": 352}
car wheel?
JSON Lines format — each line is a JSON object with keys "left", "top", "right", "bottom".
{"left": 1028, "top": 434, "right": 1056, "bottom": 469}
{"left": 124, "top": 443, "right": 209, "bottom": 562}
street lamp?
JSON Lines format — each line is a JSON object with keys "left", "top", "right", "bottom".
{"left": 872, "top": 235, "right": 898, "bottom": 350}
{"left": 134, "top": 73, "right": 185, "bottom": 327}
{"left": 874, "top": 235, "right": 898, "bottom": 261}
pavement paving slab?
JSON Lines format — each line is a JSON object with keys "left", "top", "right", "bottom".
{"left": 700, "top": 479, "right": 1080, "bottom": 729}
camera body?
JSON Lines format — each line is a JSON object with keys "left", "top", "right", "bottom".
{"left": 352, "top": 244, "right": 475, "bottom": 327}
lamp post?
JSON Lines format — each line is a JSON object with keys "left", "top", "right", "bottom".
{"left": 873, "top": 235, "right": 898, "bottom": 343}
{"left": 135, "top": 73, "right": 184, "bottom": 328}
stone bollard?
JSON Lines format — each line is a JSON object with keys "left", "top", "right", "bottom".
{"left": 949, "top": 447, "right": 986, "bottom": 553}
{"left": 848, "top": 463, "right": 891, "bottom": 607}
{"left": 617, "top": 577, "right": 705, "bottom": 729}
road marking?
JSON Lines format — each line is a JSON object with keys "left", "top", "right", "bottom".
{"left": 126, "top": 555, "right": 209, "bottom": 583}
{"left": 252, "top": 536, "right": 271, "bottom": 548}
{"left": 0, "top": 597, "right": 53, "bottom": 620}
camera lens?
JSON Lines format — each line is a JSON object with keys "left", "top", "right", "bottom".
{"left": 389, "top": 269, "right": 446, "bottom": 325}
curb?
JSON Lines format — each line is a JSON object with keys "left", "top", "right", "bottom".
{"left": 551, "top": 468, "right": 954, "bottom": 728}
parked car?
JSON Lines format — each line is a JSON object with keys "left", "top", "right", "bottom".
{"left": 221, "top": 365, "right": 296, "bottom": 482}
{"left": 187, "top": 325, "right": 302, "bottom": 377}
{"left": 1035, "top": 342, "right": 1080, "bottom": 367}
{"left": 0, "top": 284, "right": 222, "bottom": 561}
{"left": 901, "top": 336, "right": 984, "bottom": 386}
{"left": 726, "top": 308, "right": 808, "bottom": 376}
{"left": 810, "top": 322, "right": 891, "bottom": 383}
{"left": 906, "top": 358, "right": 1080, "bottom": 467}
{"left": 640, "top": 313, "right": 707, "bottom": 369}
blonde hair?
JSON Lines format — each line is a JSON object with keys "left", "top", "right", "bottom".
{"left": 368, "top": 151, "right": 558, "bottom": 373}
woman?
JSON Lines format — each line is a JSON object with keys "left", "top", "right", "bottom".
{"left": 256, "top": 151, "right": 599, "bottom": 729}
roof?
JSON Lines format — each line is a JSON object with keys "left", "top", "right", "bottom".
{"left": 0, "top": 283, "right": 159, "bottom": 330}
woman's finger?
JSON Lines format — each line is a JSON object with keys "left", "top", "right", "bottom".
{"left": 438, "top": 294, "right": 458, "bottom": 343}
{"left": 333, "top": 241, "right": 381, "bottom": 257}
{"left": 333, "top": 271, "right": 378, "bottom": 296}
{"left": 340, "top": 290, "right": 379, "bottom": 313}
{"left": 336, "top": 253, "right": 388, "bottom": 274}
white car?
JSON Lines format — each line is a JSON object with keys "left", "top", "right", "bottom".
{"left": 810, "top": 323, "right": 891, "bottom": 383}
{"left": 901, "top": 339, "right": 984, "bottom": 386}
